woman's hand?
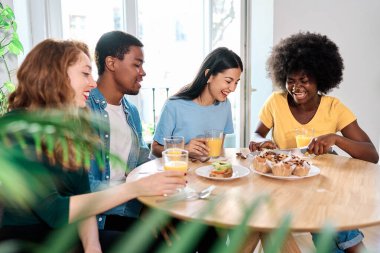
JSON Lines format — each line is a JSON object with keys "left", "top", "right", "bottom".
{"left": 185, "top": 138, "right": 209, "bottom": 158}
{"left": 132, "top": 171, "right": 186, "bottom": 196}
{"left": 249, "top": 140, "right": 277, "bottom": 152}
{"left": 307, "top": 134, "right": 337, "bottom": 155}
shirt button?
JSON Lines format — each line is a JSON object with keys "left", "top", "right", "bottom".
{"left": 106, "top": 176, "right": 109, "bottom": 179}
{"left": 95, "top": 99, "right": 100, "bottom": 103}
{"left": 105, "top": 134, "right": 109, "bottom": 138}
{"left": 102, "top": 101, "right": 106, "bottom": 104}
{"left": 98, "top": 217, "right": 103, "bottom": 221}
{"left": 104, "top": 114, "right": 108, "bottom": 118}
{"left": 106, "top": 155, "right": 109, "bottom": 159}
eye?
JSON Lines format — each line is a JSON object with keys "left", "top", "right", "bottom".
{"left": 82, "top": 72, "right": 91, "bottom": 77}
{"left": 287, "top": 80, "right": 295, "bottom": 85}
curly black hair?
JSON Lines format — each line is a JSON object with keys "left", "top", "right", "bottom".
{"left": 266, "top": 32, "right": 344, "bottom": 94}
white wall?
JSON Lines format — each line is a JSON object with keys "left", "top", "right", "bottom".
{"left": 273, "top": 0, "right": 380, "bottom": 152}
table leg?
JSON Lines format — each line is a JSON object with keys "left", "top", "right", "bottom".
{"left": 280, "top": 234, "right": 302, "bottom": 253}
{"left": 240, "top": 231, "right": 261, "bottom": 253}
{"left": 259, "top": 233, "right": 302, "bottom": 253}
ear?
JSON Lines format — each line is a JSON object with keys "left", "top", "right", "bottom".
{"left": 205, "top": 69, "right": 212, "bottom": 83}
{"left": 105, "top": 56, "right": 116, "bottom": 72}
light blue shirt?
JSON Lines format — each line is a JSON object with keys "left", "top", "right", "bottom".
{"left": 153, "top": 98, "right": 234, "bottom": 145}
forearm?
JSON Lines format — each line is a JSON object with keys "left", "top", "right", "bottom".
{"left": 251, "top": 132, "right": 270, "bottom": 142}
{"left": 69, "top": 182, "right": 139, "bottom": 222}
{"left": 152, "top": 141, "right": 164, "bottom": 157}
{"left": 335, "top": 135, "right": 379, "bottom": 163}
{"left": 78, "top": 217, "right": 102, "bottom": 253}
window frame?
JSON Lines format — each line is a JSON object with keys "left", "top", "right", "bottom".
{"left": 15, "top": 0, "right": 253, "bottom": 147}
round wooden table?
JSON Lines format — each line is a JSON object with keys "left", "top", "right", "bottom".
{"left": 133, "top": 148, "right": 380, "bottom": 252}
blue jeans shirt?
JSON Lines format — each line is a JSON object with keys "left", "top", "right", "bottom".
{"left": 87, "top": 88, "right": 150, "bottom": 229}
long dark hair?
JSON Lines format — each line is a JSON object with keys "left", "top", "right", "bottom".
{"left": 172, "top": 47, "right": 243, "bottom": 100}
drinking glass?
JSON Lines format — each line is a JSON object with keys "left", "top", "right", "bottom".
{"left": 162, "top": 149, "right": 188, "bottom": 193}
{"left": 163, "top": 136, "right": 185, "bottom": 151}
{"left": 295, "top": 128, "right": 314, "bottom": 148}
{"left": 162, "top": 149, "right": 188, "bottom": 172}
{"left": 205, "top": 130, "right": 223, "bottom": 158}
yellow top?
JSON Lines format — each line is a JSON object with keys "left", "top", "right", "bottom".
{"left": 259, "top": 92, "right": 356, "bottom": 149}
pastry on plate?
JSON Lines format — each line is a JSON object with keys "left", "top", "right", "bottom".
{"left": 253, "top": 155, "right": 271, "bottom": 173}
{"left": 210, "top": 161, "right": 233, "bottom": 178}
{"left": 272, "top": 161, "right": 294, "bottom": 177}
{"left": 292, "top": 160, "right": 311, "bottom": 177}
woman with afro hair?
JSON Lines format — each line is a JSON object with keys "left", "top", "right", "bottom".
{"left": 249, "top": 32, "right": 378, "bottom": 252}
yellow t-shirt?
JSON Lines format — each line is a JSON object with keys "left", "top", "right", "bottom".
{"left": 259, "top": 92, "right": 356, "bottom": 149}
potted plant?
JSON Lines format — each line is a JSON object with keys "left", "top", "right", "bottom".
{"left": 0, "top": 2, "right": 23, "bottom": 115}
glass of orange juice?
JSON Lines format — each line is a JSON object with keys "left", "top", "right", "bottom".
{"left": 295, "top": 128, "right": 314, "bottom": 148}
{"left": 205, "top": 130, "right": 223, "bottom": 158}
{"left": 162, "top": 149, "right": 188, "bottom": 193}
{"left": 162, "top": 149, "right": 188, "bottom": 173}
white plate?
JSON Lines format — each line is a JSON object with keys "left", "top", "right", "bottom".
{"left": 208, "top": 156, "right": 229, "bottom": 162}
{"left": 252, "top": 165, "right": 320, "bottom": 180}
{"left": 195, "top": 164, "right": 250, "bottom": 181}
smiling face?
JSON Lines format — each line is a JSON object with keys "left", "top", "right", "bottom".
{"left": 206, "top": 68, "right": 242, "bottom": 102}
{"left": 286, "top": 71, "right": 318, "bottom": 105}
{"left": 112, "top": 45, "right": 146, "bottom": 95}
{"left": 67, "top": 52, "right": 96, "bottom": 107}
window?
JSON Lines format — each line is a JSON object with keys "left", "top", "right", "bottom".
{"left": 61, "top": 0, "right": 124, "bottom": 68}
{"left": 15, "top": 0, "right": 246, "bottom": 147}
{"left": 135, "top": 0, "right": 242, "bottom": 147}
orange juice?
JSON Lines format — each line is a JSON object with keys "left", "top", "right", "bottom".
{"left": 296, "top": 134, "right": 313, "bottom": 147}
{"left": 164, "top": 161, "right": 188, "bottom": 172}
{"left": 207, "top": 138, "right": 223, "bottom": 157}
{"left": 166, "top": 148, "right": 182, "bottom": 155}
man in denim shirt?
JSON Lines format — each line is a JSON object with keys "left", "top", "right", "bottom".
{"left": 86, "top": 31, "right": 150, "bottom": 234}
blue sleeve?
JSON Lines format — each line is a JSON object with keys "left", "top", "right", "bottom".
{"left": 88, "top": 160, "right": 109, "bottom": 192}
{"left": 224, "top": 99, "right": 234, "bottom": 134}
{"left": 153, "top": 100, "right": 176, "bottom": 145}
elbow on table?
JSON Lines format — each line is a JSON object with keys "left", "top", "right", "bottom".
{"left": 360, "top": 151, "right": 379, "bottom": 164}
{"left": 373, "top": 153, "right": 379, "bottom": 164}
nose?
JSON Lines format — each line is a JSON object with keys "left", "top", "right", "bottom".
{"left": 229, "top": 83, "right": 238, "bottom": 92}
{"left": 291, "top": 81, "right": 303, "bottom": 91}
{"left": 89, "top": 75, "right": 97, "bottom": 89}
{"left": 139, "top": 67, "right": 146, "bottom": 77}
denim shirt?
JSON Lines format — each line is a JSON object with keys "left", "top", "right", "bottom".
{"left": 86, "top": 88, "right": 150, "bottom": 229}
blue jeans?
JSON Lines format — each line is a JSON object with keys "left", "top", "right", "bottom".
{"left": 312, "top": 230, "right": 364, "bottom": 252}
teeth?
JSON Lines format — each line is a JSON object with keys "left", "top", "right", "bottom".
{"left": 294, "top": 92, "right": 306, "bottom": 99}
{"left": 83, "top": 91, "right": 89, "bottom": 96}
